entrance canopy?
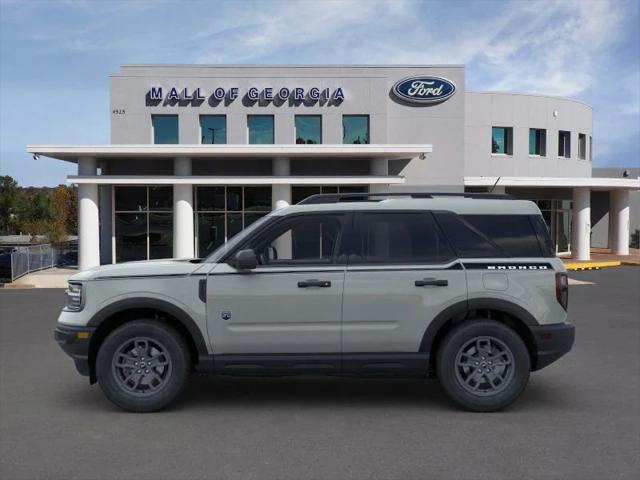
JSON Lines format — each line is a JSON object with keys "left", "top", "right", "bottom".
{"left": 464, "top": 176, "right": 640, "bottom": 190}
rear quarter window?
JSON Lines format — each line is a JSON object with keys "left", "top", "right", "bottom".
{"left": 461, "top": 214, "right": 546, "bottom": 257}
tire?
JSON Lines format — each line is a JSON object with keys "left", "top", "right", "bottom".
{"left": 96, "top": 320, "right": 191, "bottom": 412}
{"left": 436, "top": 320, "right": 530, "bottom": 412}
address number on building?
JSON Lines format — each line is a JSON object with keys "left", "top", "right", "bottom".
{"left": 112, "top": 109, "right": 126, "bottom": 115}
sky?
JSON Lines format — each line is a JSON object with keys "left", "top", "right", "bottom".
{"left": 0, "top": 0, "right": 639, "bottom": 187}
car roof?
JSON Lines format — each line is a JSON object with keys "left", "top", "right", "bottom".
{"left": 274, "top": 197, "right": 541, "bottom": 216}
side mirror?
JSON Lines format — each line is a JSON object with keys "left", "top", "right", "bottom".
{"left": 233, "top": 249, "right": 258, "bottom": 270}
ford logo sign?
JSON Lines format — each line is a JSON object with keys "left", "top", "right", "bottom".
{"left": 391, "top": 76, "right": 456, "bottom": 104}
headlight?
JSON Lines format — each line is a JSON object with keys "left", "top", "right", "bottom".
{"left": 64, "top": 282, "right": 84, "bottom": 312}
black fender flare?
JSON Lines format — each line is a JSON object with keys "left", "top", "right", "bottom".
{"left": 87, "top": 297, "right": 209, "bottom": 356}
{"left": 419, "top": 298, "right": 539, "bottom": 353}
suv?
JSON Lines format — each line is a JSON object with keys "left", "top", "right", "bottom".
{"left": 55, "top": 193, "right": 574, "bottom": 412}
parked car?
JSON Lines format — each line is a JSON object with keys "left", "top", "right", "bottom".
{"left": 55, "top": 192, "right": 574, "bottom": 412}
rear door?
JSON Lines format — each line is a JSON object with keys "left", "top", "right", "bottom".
{"left": 341, "top": 211, "right": 467, "bottom": 354}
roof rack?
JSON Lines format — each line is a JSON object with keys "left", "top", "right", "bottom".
{"left": 297, "top": 192, "right": 514, "bottom": 205}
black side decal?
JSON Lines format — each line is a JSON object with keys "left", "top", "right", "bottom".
{"left": 462, "top": 262, "right": 554, "bottom": 271}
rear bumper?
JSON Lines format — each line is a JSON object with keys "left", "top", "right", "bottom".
{"left": 530, "top": 323, "right": 575, "bottom": 371}
{"left": 54, "top": 325, "right": 95, "bottom": 377}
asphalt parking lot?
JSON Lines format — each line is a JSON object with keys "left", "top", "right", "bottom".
{"left": 1, "top": 267, "right": 639, "bottom": 480}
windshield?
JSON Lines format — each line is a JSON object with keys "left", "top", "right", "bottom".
{"left": 204, "top": 212, "right": 276, "bottom": 263}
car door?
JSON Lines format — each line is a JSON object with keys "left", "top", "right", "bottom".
{"left": 341, "top": 211, "right": 467, "bottom": 358}
{"left": 206, "top": 212, "right": 347, "bottom": 356}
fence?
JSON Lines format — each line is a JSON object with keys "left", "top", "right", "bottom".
{"left": 8, "top": 243, "right": 77, "bottom": 282}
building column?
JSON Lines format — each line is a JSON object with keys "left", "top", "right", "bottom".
{"left": 78, "top": 157, "right": 100, "bottom": 270}
{"left": 370, "top": 158, "right": 388, "bottom": 193}
{"left": 610, "top": 189, "right": 630, "bottom": 255}
{"left": 173, "top": 157, "right": 194, "bottom": 259}
{"left": 571, "top": 187, "right": 591, "bottom": 261}
{"left": 272, "top": 157, "right": 291, "bottom": 209}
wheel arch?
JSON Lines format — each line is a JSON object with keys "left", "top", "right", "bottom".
{"left": 421, "top": 299, "right": 539, "bottom": 372}
{"left": 87, "top": 298, "right": 208, "bottom": 383}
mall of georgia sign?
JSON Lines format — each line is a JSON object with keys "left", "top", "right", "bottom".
{"left": 391, "top": 76, "right": 456, "bottom": 104}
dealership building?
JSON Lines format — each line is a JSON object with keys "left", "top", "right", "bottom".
{"left": 27, "top": 65, "right": 639, "bottom": 270}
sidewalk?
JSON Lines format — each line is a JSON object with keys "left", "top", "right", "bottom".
{"left": 562, "top": 248, "right": 640, "bottom": 270}
{"left": 4, "top": 267, "right": 77, "bottom": 289}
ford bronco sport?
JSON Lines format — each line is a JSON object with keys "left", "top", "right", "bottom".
{"left": 55, "top": 192, "right": 574, "bottom": 412}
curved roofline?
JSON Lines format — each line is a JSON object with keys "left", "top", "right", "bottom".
{"left": 466, "top": 91, "right": 592, "bottom": 109}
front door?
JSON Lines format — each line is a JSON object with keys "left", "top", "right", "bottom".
{"left": 206, "top": 213, "right": 347, "bottom": 355}
{"left": 341, "top": 212, "right": 467, "bottom": 355}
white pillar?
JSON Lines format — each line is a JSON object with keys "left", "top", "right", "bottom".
{"left": 78, "top": 157, "right": 100, "bottom": 270}
{"left": 571, "top": 187, "right": 591, "bottom": 261}
{"left": 272, "top": 157, "right": 291, "bottom": 209}
{"left": 610, "top": 189, "right": 630, "bottom": 255}
{"left": 173, "top": 157, "right": 194, "bottom": 259}
{"left": 370, "top": 158, "right": 388, "bottom": 193}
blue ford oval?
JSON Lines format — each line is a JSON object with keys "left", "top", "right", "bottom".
{"left": 392, "top": 76, "right": 457, "bottom": 104}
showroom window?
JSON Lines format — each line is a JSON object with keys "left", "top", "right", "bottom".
{"left": 114, "top": 186, "right": 173, "bottom": 262}
{"left": 291, "top": 185, "right": 368, "bottom": 204}
{"left": 578, "top": 133, "right": 587, "bottom": 160}
{"left": 248, "top": 115, "right": 274, "bottom": 144}
{"left": 491, "top": 127, "right": 513, "bottom": 155}
{"left": 343, "top": 115, "right": 369, "bottom": 144}
{"left": 194, "top": 186, "right": 272, "bottom": 257}
{"left": 295, "top": 115, "right": 322, "bottom": 144}
{"left": 152, "top": 115, "right": 179, "bottom": 144}
{"left": 200, "top": 115, "right": 227, "bottom": 144}
{"left": 529, "top": 128, "right": 546, "bottom": 156}
{"left": 558, "top": 131, "right": 571, "bottom": 158}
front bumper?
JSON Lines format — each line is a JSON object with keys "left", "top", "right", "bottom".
{"left": 530, "top": 323, "right": 575, "bottom": 371}
{"left": 54, "top": 324, "right": 95, "bottom": 377}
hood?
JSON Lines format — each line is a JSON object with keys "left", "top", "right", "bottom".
{"left": 70, "top": 258, "right": 206, "bottom": 281}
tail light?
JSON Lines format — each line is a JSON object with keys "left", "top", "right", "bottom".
{"left": 555, "top": 273, "right": 569, "bottom": 311}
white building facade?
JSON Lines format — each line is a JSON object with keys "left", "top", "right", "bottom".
{"left": 27, "top": 65, "right": 639, "bottom": 270}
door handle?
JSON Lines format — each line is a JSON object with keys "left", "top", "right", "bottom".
{"left": 298, "top": 279, "right": 331, "bottom": 288}
{"left": 415, "top": 278, "right": 448, "bottom": 287}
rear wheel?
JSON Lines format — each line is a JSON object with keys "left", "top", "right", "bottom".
{"left": 436, "top": 320, "right": 530, "bottom": 412}
{"left": 96, "top": 320, "right": 191, "bottom": 412}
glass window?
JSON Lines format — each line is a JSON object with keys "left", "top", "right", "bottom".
{"left": 529, "top": 128, "right": 546, "bottom": 156}
{"left": 115, "top": 186, "right": 147, "bottom": 212}
{"left": 291, "top": 185, "right": 368, "bottom": 204}
{"left": 196, "top": 186, "right": 225, "bottom": 211}
{"left": 462, "top": 215, "right": 544, "bottom": 257}
{"left": 350, "top": 213, "right": 455, "bottom": 264}
{"left": 149, "top": 213, "right": 173, "bottom": 259}
{"left": 248, "top": 115, "right": 274, "bottom": 144}
{"left": 295, "top": 115, "right": 322, "bottom": 144}
{"left": 578, "top": 133, "right": 587, "bottom": 160}
{"left": 200, "top": 115, "right": 227, "bottom": 144}
{"left": 251, "top": 215, "right": 343, "bottom": 265}
{"left": 115, "top": 213, "right": 148, "bottom": 262}
{"left": 149, "top": 186, "right": 173, "bottom": 211}
{"left": 197, "top": 213, "right": 225, "bottom": 257}
{"left": 343, "top": 115, "right": 369, "bottom": 144}
{"left": 244, "top": 187, "right": 272, "bottom": 211}
{"left": 558, "top": 131, "right": 571, "bottom": 158}
{"left": 589, "top": 136, "right": 592, "bottom": 161}
{"left": 492, "top": 127, "right": 513, "bottom": 155}
{"left": 152, "top": 115, "right": 179, "bottom": 144}
{"left": 435, "top": 213, "right": 503, "bottom": 258}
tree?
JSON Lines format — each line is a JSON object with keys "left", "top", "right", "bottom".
{"left": 0, "top": 175, "right": 19, "bottom": 234}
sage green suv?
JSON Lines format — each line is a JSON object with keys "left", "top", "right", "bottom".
{"left": 55, "top": 193, "right": 574, "bottom": 412}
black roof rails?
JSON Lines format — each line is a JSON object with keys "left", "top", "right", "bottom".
{"left": 297, "top": 192, "right": 514, "bottom": 205}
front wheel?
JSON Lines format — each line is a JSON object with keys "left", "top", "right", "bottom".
{"left": 96, "top": 320, "right": 191, "bottom": 412}
{"left": 436, "top": 320, "right": 530, "bottom": 412}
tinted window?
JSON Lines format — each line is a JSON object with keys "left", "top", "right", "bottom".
{"left": 462, "top": 215, "right": 544, "bottom": 257}
{"left": 530, "top": 215, "right": 555, "bottom": 257}
{"left": 248, "top": 115, "right": 274, "bottom": 144}
{"left": 250, "top": 215, "right": 343, "bottom": 265}
{"left": 295, "top": 115, "right": 322, "bottom": 144}
{"left": 434, "top": 213, "right": 503, "bottom": 258}
{"left": 350, "top": 213, "right": 455, "bottom": 264}
{"left": 342, "top": 115, "right": 369, "bottom": 144}
{"left": 200, "top": 115, "right": 227, "bottom": 144}
{"left": 152, "top": 115, "right": 178, "bottom": 144}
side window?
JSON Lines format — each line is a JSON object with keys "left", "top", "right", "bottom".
{"left": 350, "top": 212, "right": 455, "bottom": 264}
{"left": 250, "top": 215, "right": 343, "bottom": 266}
{"left": 462, "top": 215, "right": 544, "bottom": 257}
{"left": 434, "top": 213, "right": 504, "bottom": 258}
